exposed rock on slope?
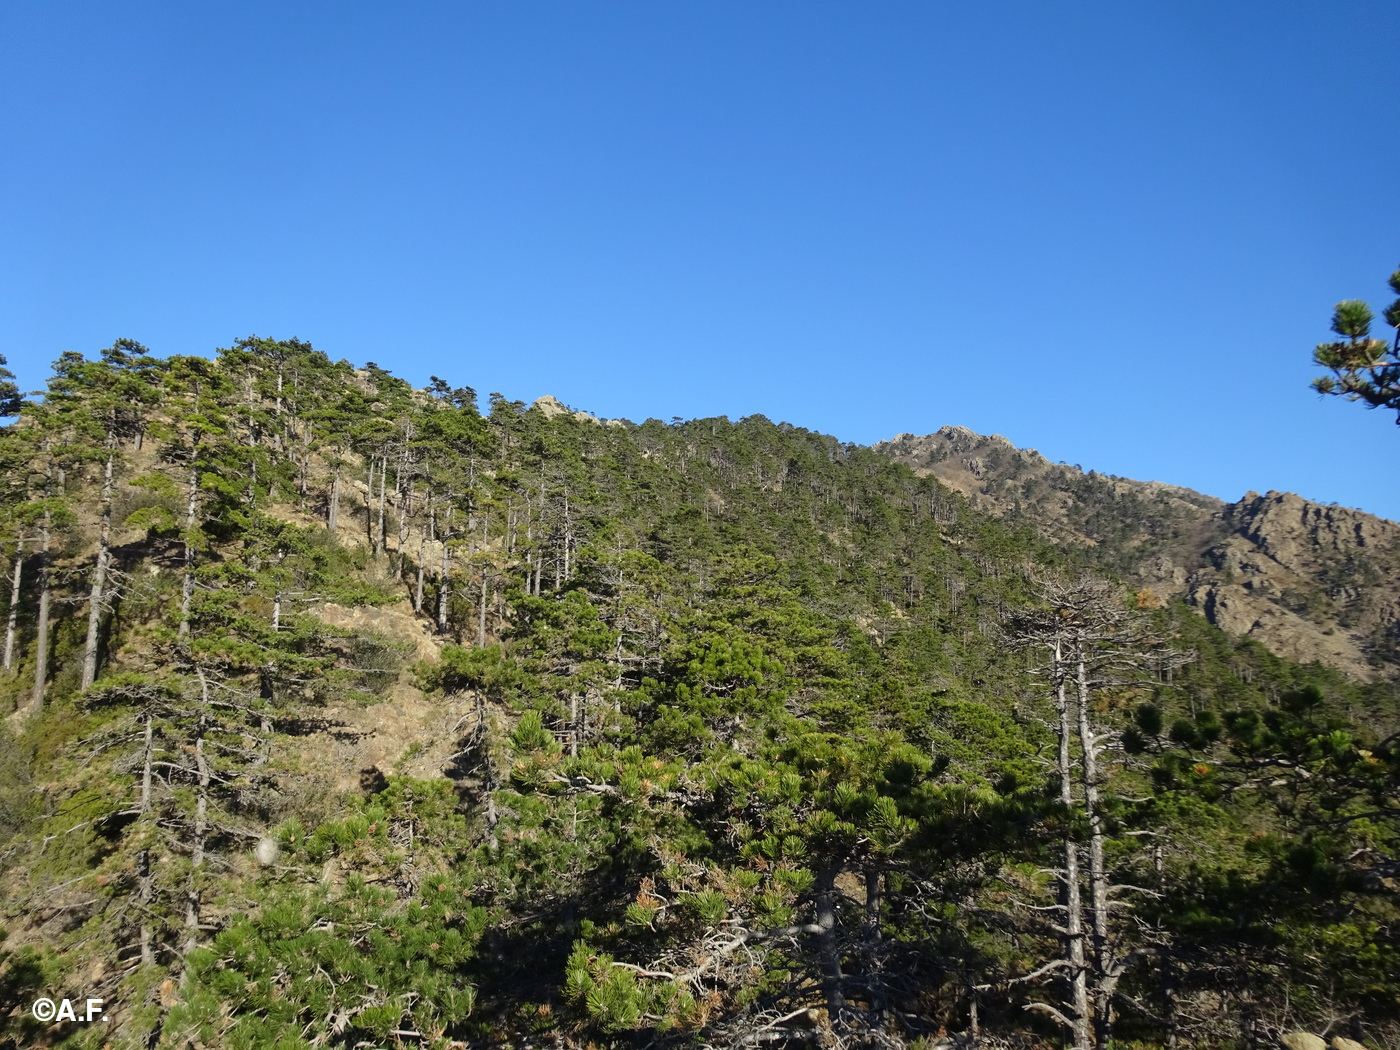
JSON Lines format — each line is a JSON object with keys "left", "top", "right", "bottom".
{"left": 875, "top": 427, "right": 1400, "bottom": 680}
{"left": 533, "top": 394, "right": 624, "bottom": 427}
{"left": 1186, "top": 491, "right": 1400, "bottom": 677}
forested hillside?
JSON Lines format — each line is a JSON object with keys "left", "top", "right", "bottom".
{"left": 0, "top": 339, "right": 1396, "bottom": 1050}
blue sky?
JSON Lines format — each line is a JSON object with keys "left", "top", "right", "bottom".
{"left": 3, "top": 2, "right": 1397, "bottom": 519}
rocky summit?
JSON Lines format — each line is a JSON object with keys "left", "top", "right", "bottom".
{"left": 876, "top": 426, "right": 1400, "bottom": 680}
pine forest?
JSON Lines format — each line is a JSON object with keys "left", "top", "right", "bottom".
{"left": 0, "top": 337, "right": 1395, "bottom": 1050}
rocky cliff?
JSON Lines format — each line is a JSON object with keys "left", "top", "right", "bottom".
{"left": 875, "top": 427, "right": 1400, "bottom": 680}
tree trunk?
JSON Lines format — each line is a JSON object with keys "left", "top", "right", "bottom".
{"left": 436, "top": 507, "right": 452, "bottom": 633}
{"left": 375, "top": 454, "right": 388, "bottom": 555}
{"left": 138, "top": 712, "right": 155, "bottom": 967}
{"left": 184, "top": 672, "right": 212, "bottom": 963}
{"left": 814, "top": 865, "right": 847, "bottom": 1030}
{"left": 865, "top": 865, "right": 886, "bottom": 1026}
{"left": 562, "top": 490, "right": 571, "bottom": 582}
{"left": 246, "top": 448, "right": 258, "bottom": 513}
{"left": 183, "top": 719, "right": 209, "bottom": 957}
{"left": 536, "top": 480, "right": 546, "bottom": 595}
{"left": 1075, "top": 634, "right": 1115, "bottom": 1050}
{"left": 81, "top": 445, "right": 116, "bottom": 690}
{"left": 327, "top": 465, "right": 341, "bottom": 532}
{"left": 414, "top": 506, "right": 428, "bottom": 615}
{"left": 179, "top": 461, "right": 198, "bottom": 639}
{"left": 479, "top": 573, "right": 488, "bottom": 648}
{"left": 480, "top": 695, "right": 499, "bottom": 849}
{"left": 524, "top": 504, "right": 535, "bottom": 596}
{"left": 365, "top": 456, "right": 376, "bottom": 549}
{"left": 3, "top": 546, "right": 22, "bottom": 673}
{"left": 297, "top": 431, "right": 310, "bottom": 510}
{"left": 273, "top": 368, "right": 283, "bottom": 450}
{"left": 395, "top": 479, "right": 411, "bottom": 578}
{"left": 1055, "top": 634, "right": 1092, "bottom": 1050}
{"left": 31, "top": 508, "right": 51, "bottom": 711}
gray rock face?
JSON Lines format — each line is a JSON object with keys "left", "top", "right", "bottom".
{"left": 1186, "top": 491, "right": 1400, "bottom": 680}
{"left": 874, "top": 428, "right": 1400, "bottom": 681}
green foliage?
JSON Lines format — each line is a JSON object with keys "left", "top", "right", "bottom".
{"left": 1311, "top": 264, "right": 1400, "bottom": 423}
{"left": 0, "top": 343, "right": 1394, "bottom": 1049}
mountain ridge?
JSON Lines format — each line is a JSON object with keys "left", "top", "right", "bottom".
{"left": 874, "top": 425, "right": 1400, "bottom": 680}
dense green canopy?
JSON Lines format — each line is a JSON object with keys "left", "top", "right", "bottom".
{"left": 0, "top": 340, "right": 1395, "bottom": 1049}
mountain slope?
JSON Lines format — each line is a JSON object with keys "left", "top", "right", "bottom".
{"left": 875, "top": 426, "right": 1400, "bottom": 680}
{"left": 1, "top": 346, "right": 1396, "bottom": 1050}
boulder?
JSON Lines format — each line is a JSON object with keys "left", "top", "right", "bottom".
{"left": 1279, "top": 1034, "right": 1326, "bottom": 1050}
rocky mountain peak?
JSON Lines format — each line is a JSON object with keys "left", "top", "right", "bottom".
{"left": 875, "top": 427, "right": 1399, "bottom": 680}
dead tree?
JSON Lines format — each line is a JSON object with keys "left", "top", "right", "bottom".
{"left": 1011, "top": 577, "right": 1188, "bottom": 1050}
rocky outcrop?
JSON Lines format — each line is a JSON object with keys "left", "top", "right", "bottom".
{"left": 875, "top": 428, "right": 1400, "bottom": 680}
{"left": 533, "top": 394, "right": 624, "bottom": 427}
{"left": 1185, "top": 491, "right": 1400, "bottom": 680}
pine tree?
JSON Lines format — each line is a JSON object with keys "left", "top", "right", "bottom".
{"left": 1311, "top": 264, "right": 1400, "bottom": 423}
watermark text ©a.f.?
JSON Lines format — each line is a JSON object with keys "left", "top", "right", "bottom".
{"left": 31, "top": 997, "right": 104, "bottom": 1023}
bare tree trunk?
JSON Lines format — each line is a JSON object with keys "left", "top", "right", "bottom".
{"left": 375, "top": 454, "right": 388, "bottom": 555}
{"left": 327, "top": 465, "right": 341, "bottom": 532}
{"left": 183, "top": 719, "right": 209, "bottom": 957}
{"left": 480, "top": 695, "right": 499, "bottom": 849}
{"left": 562, "top": 490, "right": 571, "bottom": 582}
{"left": 180, "top": 462, "right": 198, "bottom": 639}
{"left": 865, "top": 865, "right": 886, "bottom": 1026}
{"left": 395, "top": 479, "right": 411, "bottom": 577}
{"left": 246, "top": 450, "right": 258, "bottom": 514}
{"left": 814, "top": 865, "right": 846, "bottom": 1031}
{"left": 1076, "top": 634, "right": 1116, "bottom": 1050}
{"left": 1055, "top": 634, "right": 1092, "bottom": 1050}
{"left": 365, "top": 456, "right": 376, "bottom": 549}
{"left": 479, "top": 574, "right": 488, "bottom": 648}
{"left": 297, "top": 431, "right": 310, "bottom": 510}
{"left": 536, "top": 480, "right": 546, "bottom": 595}
{"left": 139, "top": 709, "right": 153, "bottom": 815}
{"left": 184, "top": 672, "right": 212, "bottom": 963}
{"left": 138, "top": 712, "right": 155, "bottom": 966}
{"left": 273, "top": 368, "right": 283, "bottom": 450}
{"left": 31, "top": 508, "right": 52, "bottom": 711}
{"left": 3, "top": 545, "right": 22, "bottom": 673}
{"left": 436, "top": 507, "right": 452, "bottom": 633}
{"left": 414, "top": 502, "right": 428, "bottom": 615}
{"left": 477, "top": 511, "right": 489, "bottom": 646}
{"left": 612, "top": 631, "right": 625, "bottom": 694}
{"left": 81, "top": 445, "right": 116, "bottom": 690}
{"left": 524, "top": 504, "right": 535, "bottom": 596}
{"left": 245, "top": 371, "right": 257, "bottom": 449}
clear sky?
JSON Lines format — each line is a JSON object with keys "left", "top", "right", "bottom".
{"left": 3, "top": 2, "right": 1397, "bottom": 519}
